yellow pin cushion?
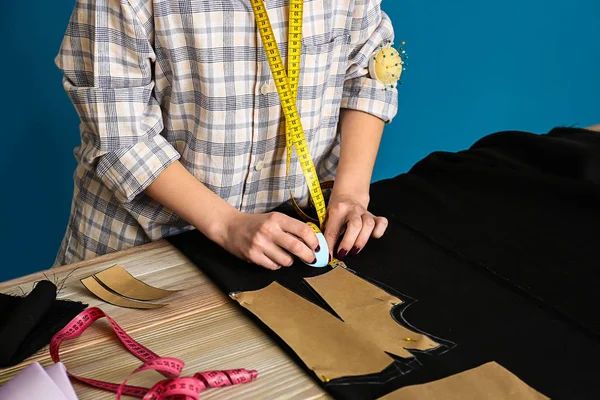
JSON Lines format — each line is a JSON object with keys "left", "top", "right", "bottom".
{"left": 368, "top": 41, "right": 407, "bottom": 89}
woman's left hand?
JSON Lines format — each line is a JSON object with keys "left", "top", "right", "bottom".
{"left": 323, "top": 192, "right": 388, "bottom": 259}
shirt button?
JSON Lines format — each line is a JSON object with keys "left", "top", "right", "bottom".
{"left": 260, "top": 83, "right": 270, "bottom": 95}
{"left": 255, "top": 160, "right": 265, "bottom": 171}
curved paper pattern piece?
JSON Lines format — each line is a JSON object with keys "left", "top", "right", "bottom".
{"left": 232, "top": 282, "right": 394, "bottom": 381}
{"left": 81, "top": 277, "right": 166, "bottom": 309}
{"left": 378, "top": 362, "right": 549, "bottom": 400}
{"left": 94, "top": 264, "right": 179, "bottom": 301}
{"left": 305, "top": 266, "right": 440, "bottom": 358}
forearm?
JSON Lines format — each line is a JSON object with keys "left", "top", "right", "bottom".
{"left": 145, "top": 161, "right": 239, "bottom": 243}
{"left": 587, "top": 124, "right": 600, "bottom": 132}
{"left": 333, "top": 109, "right": 385, "bottom": 205}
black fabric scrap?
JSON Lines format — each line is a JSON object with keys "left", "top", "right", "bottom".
{"left": 0, "top": 280, "right": 87, "bottom": 368}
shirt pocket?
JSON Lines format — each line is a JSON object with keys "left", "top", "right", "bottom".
{"left": 301, "top": 0, "right": 351, "bottom": 47}
{"left": 298, "top": 33, "right": 351, "bottom": 141}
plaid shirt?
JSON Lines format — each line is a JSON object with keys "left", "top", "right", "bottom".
{"left": 54, "top": 0, "right": 398, "bottom": 265}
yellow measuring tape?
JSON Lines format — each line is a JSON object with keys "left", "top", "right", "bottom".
{"left": 250, "top": 0, "right": 326, "bottom": 236}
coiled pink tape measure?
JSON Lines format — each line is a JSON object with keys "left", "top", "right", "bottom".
{"left": 50, "top": 307, "right": 257, "bottom": 399}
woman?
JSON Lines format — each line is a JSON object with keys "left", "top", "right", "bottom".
{"left": 54, "top": 0, "right": 399, "bottom": 270}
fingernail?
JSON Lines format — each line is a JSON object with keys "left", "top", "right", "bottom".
{"left": 350, "top": 246, "right": 360, "bottom": 256}
{"left": 311, "top": 258, "right": 317, "bottom": 264}
{"left": 338, "top": 249, "right": 348, "bottom": 259}
{"left": 315, "top": 245, "right": 321, "bottom": 252}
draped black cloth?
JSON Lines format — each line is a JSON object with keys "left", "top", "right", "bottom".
{"left": 0, "top": 281, "right": 87, "bottom": 368}
{"left": 169, "top": 127, "right": 600, "bottom": 399}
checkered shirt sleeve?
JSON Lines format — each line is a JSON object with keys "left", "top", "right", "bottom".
{"left": 341, "top": 0, "right": 399, "bottom": 123}
{"left": 55, "top": 0, "right": 180, "bottom": 203}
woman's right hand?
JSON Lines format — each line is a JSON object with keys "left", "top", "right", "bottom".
{"left": 215, "top": 211, "right": 320, "bottom": 270}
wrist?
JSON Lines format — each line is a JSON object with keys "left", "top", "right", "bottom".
{"left": 195, "top": 207, "right": 241, "bottom": 246}
{"left": 333, "top": 160, "right": 374, "bottom": 209}
{"left": 331, "top": 182, "right": 370, "bottom": 208}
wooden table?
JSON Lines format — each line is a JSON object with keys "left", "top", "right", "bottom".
{"left": 0, "top": 241, "right": 329, "bottom": 399}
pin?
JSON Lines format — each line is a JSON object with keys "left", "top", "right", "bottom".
{"left": 368, "top": 40, "right": 408, "bottom": 88}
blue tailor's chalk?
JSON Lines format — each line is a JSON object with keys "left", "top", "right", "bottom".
{"left": 304, "top": 232, "right": 329, "bottom": 268}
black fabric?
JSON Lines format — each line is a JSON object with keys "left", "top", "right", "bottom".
{"left": 168, "top": 127, "right": 600, "bottom": 399}
{"left": 368, "top": 127, "right": 600, "bottom": 338}
{"left": 0, "top": 281, "right": 87, "bottom": 368}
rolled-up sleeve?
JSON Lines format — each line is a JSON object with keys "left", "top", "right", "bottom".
{"left": 341, "top": 0, "right": 399, "bottom": 123}
{"left": 55, "top": 0, "right": 179, "bottom": 203}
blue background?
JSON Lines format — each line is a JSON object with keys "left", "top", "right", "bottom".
{"left": 0, "top": 0, "right": 598, "bottom": 281}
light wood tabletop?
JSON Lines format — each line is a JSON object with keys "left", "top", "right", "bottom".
{"left": 0, "top": 240, "right": 329, "bottom": 400}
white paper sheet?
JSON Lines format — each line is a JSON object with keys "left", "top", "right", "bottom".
{"left": 46, "top": 363, "right": 79, "bottom": 400}
{"left": 0, "top": 362, "right": 78, "bottom": 400}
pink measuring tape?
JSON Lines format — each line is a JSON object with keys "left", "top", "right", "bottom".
{"left": 50, "top": 307, "right": 258, "bottom": 399}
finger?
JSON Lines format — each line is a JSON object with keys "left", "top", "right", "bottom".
{"left": 278, "top": 215, "right": 319, "bottom": 250}
{"left": 324, "top": 210, "right": 345, "bottom": 258}
{"left": 275, "top": 232, "right": 316, "bottom": 264}
{"left": 371, "top": 216, "right": 389, "bottom": 239}
{"left": 351, "top": 214, "right": 376, "bottom": 255}
{"left": 263, "top": 241, "right": 296, "bottom": 267}
{"left": 336, "top": 212, "right": 363, "bottom": 259}
{"left": 247, "top": 249, "right": 282, "bottom": 271}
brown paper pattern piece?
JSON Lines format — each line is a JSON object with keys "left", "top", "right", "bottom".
{"left": 81, "top": 276, "right": 166, "bottom": 309}
{"left": 94, "top": 264, "right": 179, "bottom": 301}
{"left": 232, "top": 282, "right": 394, "bottom": 381}
{"left": 378, "top": 362, "right": 549, "bottom": 400}
{"left": 233, "top": 266, "right": 442, "bottom": 381}
{"left": 305, "top": 266, "right": 440, "bottom": 358}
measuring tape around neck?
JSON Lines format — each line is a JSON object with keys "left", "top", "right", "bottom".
{"left": 250, "top": 0, "right": 327, "bottom": 233}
